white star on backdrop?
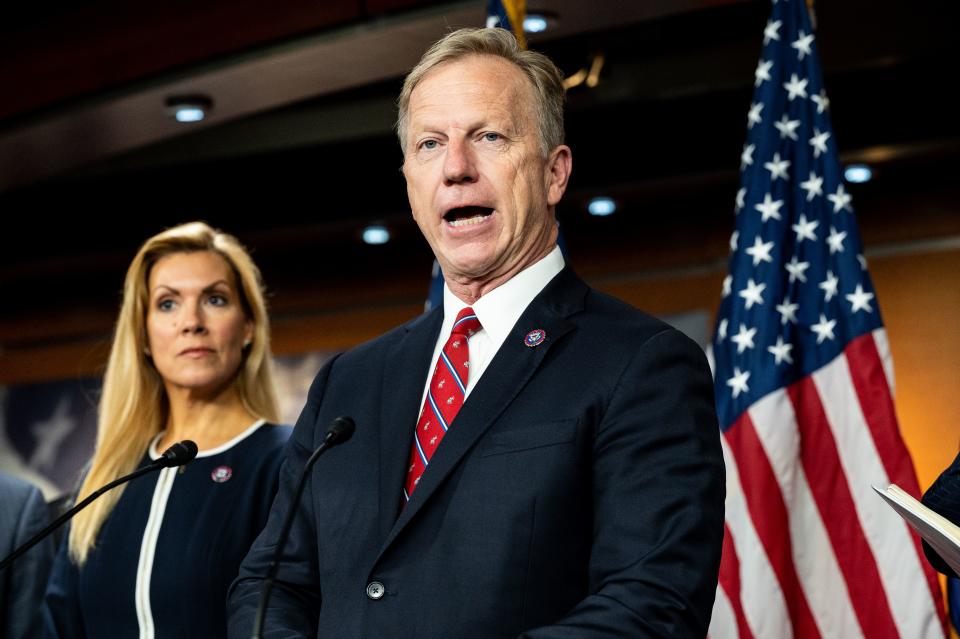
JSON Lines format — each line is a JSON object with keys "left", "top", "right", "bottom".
{"left": 764, "top": 19, "right": 782, "bottom": 45}
{"left": 774, "top": 114, "right": 801, "bottom": 141}
{"left": 755, "top": 193, "right": 784, "bottom": 222}
{"left": 755, "top": 59, "right": 773, "bottom": 87}
{"left": 784, "top": 73, "right": 809, "bottom": 101}
{"left": 811, "top": 314, "right": 837, "bottom": 344}
{"left": 768, "top": 336, "right": 795, "bottom": 365}
{"left": 731, "top": 324, "right": 758, "bottom": 354}
{"left": 727, "top": 367, "right": 751, "bottom": 398}
{"left": 792, "top": 213, "right": 819, "bottom": 243}
{"left": 722, "top": 274, "right": 733, "bottom": 297}
{"left": 785, "top": 256, "right": 810, "bottom": 283}
{"left": 736, "top": 187, "right": 747, "bottom": 213}
{"left": 741, "top": 143, "right": 756, "bottom": 168}
{"left": 827, "top": 226, "right": 848, "bottom": 254}
{"left": 776, "top": 297, "right": 799, "bottom": 324}
{"left": 730, "top": 230, "right": 740, "bottom": 252}
{"left": 809, "top": 128, "right": 830, "bottom": 158}
{"left": 745, "top": 236, "right": 775, "bottom": 266}
{"left": 811, "top": 89, "right": 830, "bottom": 114}
{"left": 791, "top": 30, "right": 814, "bottom": 60}
{"left": 748, "top": 102, "right": 764, "bottom": 129}
{"left": 819, "top": 270, "right": 839, "bottom": 302}
{"left": 845, "top": 284, "right": 875, "bottom": 313}
{"left": 739, "top": 278, "right": 767, "bottom": 309}
{"left": 828, "top": 184, "right": 853, "bottom": 213}
{"left": 764, "top": 152, "right": 791, "bottom": 182}
{"left": 799, "top": 171, "right": 824, "bottom": 201}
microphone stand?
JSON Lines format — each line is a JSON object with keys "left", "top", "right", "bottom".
{"left": 251, "top": 417, "right": 354, "bottom": 639}
{"left": 0, "top": 440, "right": 198, "bottom": 572}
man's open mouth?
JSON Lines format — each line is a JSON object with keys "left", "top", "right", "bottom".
{"left": 444, "top": 206, "right": 494, "bottom": 228}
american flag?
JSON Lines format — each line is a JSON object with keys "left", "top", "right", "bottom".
{"left": 707, "top": 1, "right": 947, "bottom": 637}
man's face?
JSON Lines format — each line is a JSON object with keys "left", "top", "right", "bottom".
{"left": 402, "top": 54, "right": 570, "bottom": 289}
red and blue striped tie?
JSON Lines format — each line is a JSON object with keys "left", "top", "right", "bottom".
{"left": 403, "top": 307, "right": 482, "bottom": 501}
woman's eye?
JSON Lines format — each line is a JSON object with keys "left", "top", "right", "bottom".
{"left": 157, "top": 299, "right": 175, "bottom": 311}
{"left": 207, "top": 294, "right": 227, "bottom": 307}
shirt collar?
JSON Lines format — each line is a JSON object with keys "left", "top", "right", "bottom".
{"left": 441, "top": 245, "right": 565, "bottom": 344}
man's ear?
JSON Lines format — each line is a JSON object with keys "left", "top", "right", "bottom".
{"left": 545, "top": 145, "right": 572, "bottom": 206}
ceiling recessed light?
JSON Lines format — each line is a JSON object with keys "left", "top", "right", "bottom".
{"left": 362, "top": 225, "right": 390, "bottom": 245}
{"left": 523, "top": 15, "right": 549, "bottom": 33}
{"left": 165, "top": 95, "right": 213, "bottom": 123}
{"left": 588, "top": 197, "right": 616, "bottom": 217}
{"left": 844, "top": 164, "right": 872, "bottom": 184}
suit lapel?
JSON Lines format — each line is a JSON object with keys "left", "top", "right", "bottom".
{"left": 375, "top": 308, "right": 443, "bottom": 543}
{"left": 376, "top": 269, "right": 588, "bottom": 558}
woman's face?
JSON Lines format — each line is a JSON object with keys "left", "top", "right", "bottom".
{"left": 145, "top": 251, "right": 253, "bottom": 397}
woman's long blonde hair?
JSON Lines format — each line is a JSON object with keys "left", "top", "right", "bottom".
{"left": 68, "top": 222, "right": 280, "bottom": 564}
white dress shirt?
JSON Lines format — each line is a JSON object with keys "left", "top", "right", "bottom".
{"left": 418, "top": 245, "right": 565, "bottom": 410}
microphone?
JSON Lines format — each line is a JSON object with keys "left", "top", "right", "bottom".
{"left": 0, "top": 440, "right": 198, "bottom": 572}
{"left": 252, "top": 417, "right": 355, "bottom": 639}
{"left": 156, "top": 439, "right": 199, "bottom": 468}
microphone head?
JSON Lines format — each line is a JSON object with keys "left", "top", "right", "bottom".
{"left": 325, "top": 416, "right": 355, "bottom": 446}
{"left": 160, "top": 440, "right": 199, "bottom": 468}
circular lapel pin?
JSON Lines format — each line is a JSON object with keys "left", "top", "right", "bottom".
{"left": 211, "top": 465, "right": 233, "bottom": 483}
{"left": 524, "top": 329, "right": 546, "bottom": 347}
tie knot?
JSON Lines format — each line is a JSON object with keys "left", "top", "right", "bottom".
{"left": 451, "top": 307, "right": 482, "bottom": 338}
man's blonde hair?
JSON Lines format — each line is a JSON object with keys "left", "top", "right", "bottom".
{"left": 396, "top": 27, "right": 565, "bottom": 157}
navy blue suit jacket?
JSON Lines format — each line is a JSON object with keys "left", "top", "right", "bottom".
{"left": 228, "top": 268, "right": 725, "bottom": 638}
{"left": 1, "top": 472, "right": 55, "bottom": 639}
{"left": 921, "top": 451, "right": 960, "bottom": 578}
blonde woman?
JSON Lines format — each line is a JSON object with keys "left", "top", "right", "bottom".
{"left": 44, "top": 222, "right": 290, "bottom": 638}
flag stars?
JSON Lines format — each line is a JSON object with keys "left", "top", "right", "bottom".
{"left": 731, "top": 324, "right": 758, "bottom": 354}
{"left": 812, "top": 89, "right": 830, "bottom": 114}
{"left": 827, "top": 226, "right": 848, "bottom": 254}
{"left": 745, "top": 236, "right": 775, "bottom": 266}
{"left": 722, "top": 275, "right": 733, "bottom": 298}
{"left": 748, "top": 102, "right": 764, "bottom": 129}
{"left": 811, "top": 314, "right": 837, "bottom": 344}
{"left": 784, "top": 73, "right": 809, "bottom": 101}
{"left": 741, "top": 143, "right": 756, "bottom": 168}
{"left": 809, "top": 128, "right": 831, "bottom": 158}
{"left": 763, "top": 19, "right": 782, "bottom": 45}
{"left": 799, "top": 171, "right": 824, "bottom": 201}
{"left": 755, "top": 59, "right": 773, "bottom": 87}
{"left": 776, "top": 297, "right": 799, "bottom": 324}
{"left": 730, "top": 230, "right": 739, "bottom": 252}
{"left": 768, "top": 336, "right": 795, "bottom": 365}
{"left": 727, "top": 367, "right": 751, "bottom": 399}
{"left": 764, "top": 152, "right": 791, "bottom": 182}
{"left": 819, "top": 270, "right": 839, "bottom": 302}
{"left": 785, "top": 256, "right": 810, "bottom": 283}
{"left": 736, "top": 187, "right": 747, "bottom": 214}
{"left": 739, "top": 278, "right": 767, "bottom": 309}
{"left": 791, "top": 30, "right": 815, "bottom": 60}
{"left": 755, "top": 193, "right": 784, "bottom": 222}
{"left": 792, "top": 214, "right": 819, "bottom": 243}
{"left": 774, "top": 114, "right": 801, "bottom": 141}
{"left": 857, "top": 254, "right": 868, "bottom": 270}
{"left": 828, "top": 184, "right": 853, "bottom": 213}
{"left": 846, "top": 284, "right": 875, "bottom": 313}
{"left": 718, "top": 318, "right": 729, "bottom": 342}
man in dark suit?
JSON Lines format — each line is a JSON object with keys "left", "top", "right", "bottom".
{"left": 229, "top": 27, "right": 724, "bottom": 638}
{"left": 921, "top": 452, "right": 960, "bottom": 577}
{"left": 1, "top": 471, "right": 55, "bottom": 639}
